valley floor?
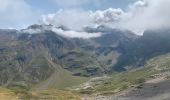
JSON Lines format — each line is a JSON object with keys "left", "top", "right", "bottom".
{"left": 1, "top": 77, "right": 170, "bottom": 100}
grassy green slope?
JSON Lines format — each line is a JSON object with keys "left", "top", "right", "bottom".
{"left": 33, "top": 69, "right": 89, "bottom": 90}
{"left": 32, "top": 57, "right": 89, "bottom": 91}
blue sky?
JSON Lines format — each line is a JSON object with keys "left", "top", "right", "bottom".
{"left": 25, "top": 0, "right": 135, "bottom": 12}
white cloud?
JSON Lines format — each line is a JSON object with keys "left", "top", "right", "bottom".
{"left": 52, "top": 27, "right": 102, "bottom": 39}
{"left": 21, "top": 28, "right": 43, "bottom": 34}
{"left": 20, "top": 24, "right": 102, "bottom": 39}
{"left": 40, "top": 0, "right": 170, "bottom": 35}
{"left": 40, "top": 8, "right": 127, "bottom": 31}
{"left": 91, "top": 0, "right": 170, "bottom": 35}
{"left": 116, "top": 0, "right": 170, "bottom": 35}
{"left": 90, "top": 8, "right": 126, "bottom": 25}
{"left": 0, "top": 0, "right": 40, "bottom": 29}
{"left": 128, "top": 0, "right": 147, "bottom": 10}
{"left": 41, "top": 9, "right": 92, "bottom": 30}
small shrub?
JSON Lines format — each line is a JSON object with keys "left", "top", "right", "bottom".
{"left": 120, "top": 84, "right": 128, "bottom": 90}
{"left": 133, "top": 78, "right": 146, "bottom": 84}
{"left": 136, "top": 84, "right": 143, "bottom": 89}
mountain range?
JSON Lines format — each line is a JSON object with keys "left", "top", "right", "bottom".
{"left": 1, "top": 24, "right": 170, "bottom": 99}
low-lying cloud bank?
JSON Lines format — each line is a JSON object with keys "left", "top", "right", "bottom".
{"left": 21, "top": 24, "right": 102, "bottom": 39}
{"left": 52, "top": 27, "right": 102, "bottom": 39}
{"left": 41, "top": 0, "right": 170, "bottom": 35}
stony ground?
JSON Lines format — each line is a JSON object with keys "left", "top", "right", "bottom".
{"left": 82, "top": 79, "right": 170, "bottom": 100}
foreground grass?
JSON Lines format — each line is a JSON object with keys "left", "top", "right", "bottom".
{"left": 0, "top": 87, "right": 81, "bottom": 100}
{"left": 33, "top": 90, "right": 81, "bottom": 100}
{"left": 0, "top": 87, "right": 19, "bottom": 100}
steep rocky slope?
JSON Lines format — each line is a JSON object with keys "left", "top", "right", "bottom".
{"left": 115, "top": 29, "right": 170, "bottom": 71}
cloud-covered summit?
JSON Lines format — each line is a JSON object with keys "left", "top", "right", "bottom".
{"left": 41, "top": 0, "right": 170, "bottom": 35}
{"left": 20, "top": 24, "right": 102, "bottom": 39}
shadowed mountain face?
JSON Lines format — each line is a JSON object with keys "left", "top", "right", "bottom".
{"left": 114, "top": 29, "right": 170, "bottom": 71}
